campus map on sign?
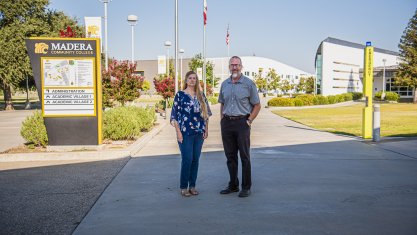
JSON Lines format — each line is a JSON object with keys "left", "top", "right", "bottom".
{"left": 42, "top": 58, "right": 94, "bottom": 87}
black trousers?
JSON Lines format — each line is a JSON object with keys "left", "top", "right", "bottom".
{"left": 220, "top": 117, "right": 251, "bottom": 190}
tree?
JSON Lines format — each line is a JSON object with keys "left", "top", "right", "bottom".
{"left": 395, "top": 9, "right": 417, "bottom": 103}
{"left": 254, "top": 68, "right": 266, "bottom": 95}
{"left": 153, "top": 76, "right": 176, "bottom": 100}
{"left": 305, "top": 76, "right": 315, "bottom": 94}
{"left": 102, "top": 60, "right": 144, "bottom": 107}
{"left": 266, "top": 68, "right": 281, "bottom": 94}
{"left": 188, "top": 53, "right": 220, "bottom": 90}
{"left": 280, "top": 79, "right": 294, "bottom": 95}
{"left": 254, "top": 76, "right": 267, "bottom": 93}
{"left": 297, "top": 76, "right": 315, "bottom": 94}
{"left": 0, "top": 0, "right": 83, "bottom": 110}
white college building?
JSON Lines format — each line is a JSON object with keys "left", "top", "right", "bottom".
{"left": 315, "top": 37, "right": 400, "bottom": 96}
{"left": 208, "top": 56, "right": 312, "bottom": 93}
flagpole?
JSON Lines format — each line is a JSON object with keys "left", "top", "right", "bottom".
{"left": 203, "top": 27, "right": 206, "bottom": 95}
{"left": 203, "top": 0, "right": 207, "bottom": 95}
{"left": 227, "top": 24, "right": 230, "bottom": 60}
{"left": 226, "top": 24, "right": 230, "bottom": 82}
{"left": 174, "top": 0, "right": 178, "bottom": 94}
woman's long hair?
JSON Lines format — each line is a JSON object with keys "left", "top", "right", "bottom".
{"left": 183, "top": 71, "right": 208, "bottom": 120}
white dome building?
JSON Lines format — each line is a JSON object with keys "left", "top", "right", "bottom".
{"left": 208, "top": 56, "right": 312, "bottom": 93}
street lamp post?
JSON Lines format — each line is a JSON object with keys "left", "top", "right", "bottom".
{"left": 382, "top": 58, "right": 387, "bottom": 100}
{"left": 179, "top": 48, "right": 184, "bottom": 89}
{"left": 127, "top": 15, "right": 138, "bottom": 65}
{"left": 99, "top": 0, "right": 110, "bottom": 71}
{"left": 164, "top": 41, "right": 172, "bottom": 76}
{"left": 163, "top": 40, "right": 172, "bottom": 120}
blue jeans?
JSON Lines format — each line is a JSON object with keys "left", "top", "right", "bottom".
{"left": 178, "top": 132, "right": 204, "bottom": 189}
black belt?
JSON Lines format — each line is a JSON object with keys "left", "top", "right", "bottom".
{"left": 224, "top": 114, "right": 249, "bottom": 120}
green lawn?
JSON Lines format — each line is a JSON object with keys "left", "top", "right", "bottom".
{"left": 0, "top": 94, "right": 40, "bottom": 110}
{"left": 272, "top": 103, "right": 417, "bottom": 137}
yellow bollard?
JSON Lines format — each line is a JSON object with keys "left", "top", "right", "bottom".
{"left": 362, "top": 42, "right": 374, "bottom": 139}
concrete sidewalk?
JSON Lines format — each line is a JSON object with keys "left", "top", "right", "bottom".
{"left": 73, "top": 102, "right": 417, "bottom": 235}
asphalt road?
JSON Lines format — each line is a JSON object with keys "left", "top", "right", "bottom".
{"left": 0, "top": 157, "right": 129, "bottom": 235}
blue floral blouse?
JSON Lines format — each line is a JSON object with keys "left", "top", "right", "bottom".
{"left": 170, "top": 91, "right": 212, "bottom": 135}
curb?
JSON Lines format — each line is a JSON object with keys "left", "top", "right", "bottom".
{"left": 0, "top": 119, "right": 168, "bottom": 162}
{"left": 266, "top": 100, "right": 361, "bottom": 111}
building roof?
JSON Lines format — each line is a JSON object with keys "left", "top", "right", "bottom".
{"left": 322, "top": 37, "right": 399, "bottom": 56}
{"left": 314, "top": 37, "right": 399, "bottom": 67}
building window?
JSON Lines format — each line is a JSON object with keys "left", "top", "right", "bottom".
{"left": 134, "top": 70, "right": 144, "bottom": 76}
{"left": 386, "top": 77, "right": 414, "bottom": 97}
{"left": 333, "top": 61, "right": 360, "bottom": 67}
{"left": 315, "top": 54, "right": 322, "bottom": 94}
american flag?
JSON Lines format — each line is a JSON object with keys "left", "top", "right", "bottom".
{"left": 226, "top": 25, "right": 230, "bottom": 45}
{"left": 203, "top": 0, "right": 207, "bottom": 26}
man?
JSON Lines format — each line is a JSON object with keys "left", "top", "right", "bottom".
{"left": 218, "top": 56, "right": 261, "bottom": 197}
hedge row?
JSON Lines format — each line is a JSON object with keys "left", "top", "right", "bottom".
{"left": 267, "top": 92, "right": 362, "bottom": 107}
{"left": 374, "top": 91, "right": 400, "bottom": 102}
{"left": 20, "top": 106, "right": 157, "bottom": 146}
{"left": 103, "top": 106, "right": 156, "bottom": 140}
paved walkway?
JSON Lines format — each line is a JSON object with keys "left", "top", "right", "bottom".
{"left": 74, "top": 100, "right": 417, "bottom": 235}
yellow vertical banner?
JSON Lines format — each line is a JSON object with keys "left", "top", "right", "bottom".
{"left": 362, "top": 43, "right": 374, "bottom": 139}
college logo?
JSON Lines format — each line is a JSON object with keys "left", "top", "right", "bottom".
{"left": 87, "top": 25, "right": 99, "bottom": 37}
{"left": 35, "top": 43, "right": 49, "bottom": 54}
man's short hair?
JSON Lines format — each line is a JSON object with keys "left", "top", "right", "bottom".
{"left": 229, "top": 56, "right": 242, "bottom": 65}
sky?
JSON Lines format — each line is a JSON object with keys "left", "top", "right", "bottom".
{"left": 48, "top": 0, "right": 416, "bottom": 74}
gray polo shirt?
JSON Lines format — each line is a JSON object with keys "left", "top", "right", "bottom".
{"left": 218, "top": 75, "right": 260, "bottom": 116}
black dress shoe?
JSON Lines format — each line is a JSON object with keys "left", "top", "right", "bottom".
{"left": 220, "top": 187, "right": 239, "bottom": 194}
{"left": 238, "top": 189, "right": 251, "bottom": 197}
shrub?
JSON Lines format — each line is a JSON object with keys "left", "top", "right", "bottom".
{"left": 334, "top": 94, "right": 344, "bottom": 103}
{"left": 350, "top": 92, "right": 363, "bottom": 100}
{"left": 267, "top": 97, "right": 294, "bottom": 106}
{"left": 293, "top": 98, "right": 304, "bottom": 106}
{"left": 296, "top": 94, "right": 315, "bottom": 106}
{"left": 327, "top": 95, "right": 337, "bottom": 104}
{"left": 154, "top": 99, "right": 173, "bottom": 111}
{"left": 385, "top": 92, "right": 399, "bottom": 102}
{"left": 103, "top": 106, "right": 156, "bottom": 140}
{"left": 142, "top": 80, "right": 151, "bottom": 92}
{"left": 313, "top": 95, "right": 329, "bottom": 105}
{"left": 20, "top": 111, "right": 48, "bottom": 147}
{"left": 207, "top": 96, "right": 218, "bottom": 105}
{"left": 374, "top": 91, "right": 383, "bottom": 100}
{"left": 342, "top": 93, "right": 353, "bottom": 101}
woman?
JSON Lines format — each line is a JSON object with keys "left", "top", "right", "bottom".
{"left": 170, "top": 71, "right": 212, "bottom": 197}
